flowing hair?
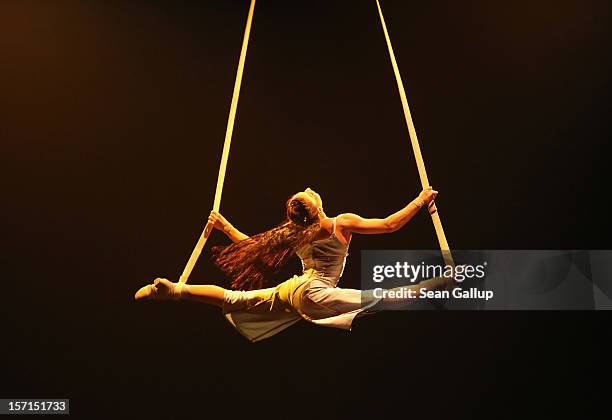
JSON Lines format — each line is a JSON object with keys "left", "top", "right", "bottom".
{"left": 211, "top": 195, "right": 321, "bottom": 290}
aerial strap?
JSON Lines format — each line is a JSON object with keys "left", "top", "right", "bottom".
{"left": 179, "top": 0, "right": 257, "bottom": 283}
{"left": 375, "top": 0, "right": 454, "bottom": 266}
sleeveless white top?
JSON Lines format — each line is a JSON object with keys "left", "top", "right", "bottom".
{"left": 222, "top": 216, "right": 382, "bottom": 342}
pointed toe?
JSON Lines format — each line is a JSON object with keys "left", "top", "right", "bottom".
{"left": 135, "top": 284, "right": 155, "bottom": 301}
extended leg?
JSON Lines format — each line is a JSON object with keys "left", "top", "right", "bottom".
{"left": 181, "top": 284, "right": 226, "bottom": 307}
{"left": 134, "top": 278, "right": 225, "bottom": 307}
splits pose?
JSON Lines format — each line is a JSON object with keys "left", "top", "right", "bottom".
{"left": 135, "top": 187, "right": 454, "bottom": 342}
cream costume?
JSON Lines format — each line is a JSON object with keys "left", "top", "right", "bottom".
{"left": 222, "top": 217, "right": 383, "bottom": 342}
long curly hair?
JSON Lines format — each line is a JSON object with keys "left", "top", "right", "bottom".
{"left": 211, "top": 195, "right": 321, "bottom": 290}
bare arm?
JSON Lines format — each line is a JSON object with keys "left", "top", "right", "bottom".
{"left": 221, "top": 224, "right": 249, "bottom": 243}
{"left": 339, "top": 187, "right": 438, "bottom": 235}
{"left": 208, "top": 211, "right": 249, "bottom": 243}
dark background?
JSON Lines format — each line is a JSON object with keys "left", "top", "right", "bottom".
{"left": 1, "top": 0, "right": 610, "bottom": 418}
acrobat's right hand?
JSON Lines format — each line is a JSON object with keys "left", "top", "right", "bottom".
{"left": 418, "top": 186, "right": 438, "bottom": 205}
{"left": 208, "top": 210, "right": 231, "bottom": 232}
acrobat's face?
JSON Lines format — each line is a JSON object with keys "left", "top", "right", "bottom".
{"left": 293, "top": 187, "right": 323, "bottom": 211}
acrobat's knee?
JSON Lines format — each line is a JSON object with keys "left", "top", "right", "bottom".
{"left": 223, "top": 289, "right": 249, "bottom": 306}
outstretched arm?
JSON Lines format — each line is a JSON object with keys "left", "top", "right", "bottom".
{"left": 208, "top": 211, "right": 249, "bottom": 243}
{"left": 339, "top": 187, "right": 438, "bottom": 235}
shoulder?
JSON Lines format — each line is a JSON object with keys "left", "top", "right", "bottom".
{"left": 318, "top": 216, "right": 342, "bottom": 235}
{"left": 331, "top": 214, "right": 354, "bottom": 243}
{"left": 318, "top": 214, "right": 354, "bottom": 233}
{"left": 319, "top": 217, "right": 334, "bottom": 232}
{"left": 335, "top": 213, "right": 360, "bottom": 226}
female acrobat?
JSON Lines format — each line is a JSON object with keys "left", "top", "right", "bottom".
{"left": 135, "top": 187, "right": 454, "bottom": 342}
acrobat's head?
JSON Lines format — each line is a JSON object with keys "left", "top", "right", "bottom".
{"left": 286, "top": 187, "right": 323, "bottom": 226}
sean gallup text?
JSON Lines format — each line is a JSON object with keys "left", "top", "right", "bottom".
{"left": 372, "top": 287, "right": 494, "bottom": 301}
